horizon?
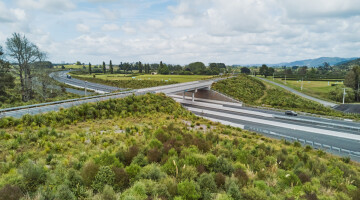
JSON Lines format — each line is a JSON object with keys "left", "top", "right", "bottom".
{"left": 1, "top": 0, "right": 360, "bottom": 65}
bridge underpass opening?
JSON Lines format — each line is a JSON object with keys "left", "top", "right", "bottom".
{"left": 178, "top": 89, "right": 237, "bottom": 103}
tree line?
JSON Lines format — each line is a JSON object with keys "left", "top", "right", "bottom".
{"left": 80, "top": 61, "right": 229, "bottom": 75}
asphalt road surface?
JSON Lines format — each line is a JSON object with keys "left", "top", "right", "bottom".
{"left": 50, "top": 70, "right": 123, "bottom": 93}
{"left": 173, "top": 96, "right": 360, "bottom": 161}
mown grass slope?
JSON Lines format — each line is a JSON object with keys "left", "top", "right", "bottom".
{"left": 213, "top": 75, "right": 359, "bottom": 119}
{"left": 0, "top": 94, "right": 360, "bottom": 200}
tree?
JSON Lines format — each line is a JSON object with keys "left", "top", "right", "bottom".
{"left": 240, "top": 67, "right": 251, "bottom": 74}
{"left": 267, "top": 67, "right": 275, "bottom": 77}
{"left": 119, "top": 62, "right": 124, "bottom": 74}
{"left": 298, "top": 66, "right": 308, "bottom": 75}
{"left": 0, "top": 46, "right": 15, "bottom": 102}
{"left": 76, "top": 61, "right": 81, "bottom": 65}
{"left": 6, "top": 33, "right": 44, "bottom": 102}
{"left": 188, "top": 62, "right": 206, "bottom": 74}
{"left": 89, "top": 63, "right": 92, "bottom": 74}
{"left": 344, "top": 66, "right": 360, "bottom": 101}
{"left": 109, "top": 60, "right": 113, "bottom": 74}
{"left": 158, "top": 61, "right": 169, "bottom": 74}
{"left": 259, "top": 64, "right": 268, "bottom": 77}
{"left": 103, "top": 61, "right": 106, "bottom": 74}
{"left": 139, "top": 61, "right": 143, "bottom": 73}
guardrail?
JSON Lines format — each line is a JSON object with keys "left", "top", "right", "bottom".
{"left": 273, "top": 115, "right": 360, "bottom": 132}
{"left": 246, "top": 126, "right": 360, "bottom": 160}
{"left": 0, "top": 90, "right": 137, "bottom": 114}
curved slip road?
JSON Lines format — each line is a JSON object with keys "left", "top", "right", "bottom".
{"left": 258, "top": 77, "right": 337, "bottom": 107}
{"left": 50, "top": 70, "right": 123, "bottom": 93}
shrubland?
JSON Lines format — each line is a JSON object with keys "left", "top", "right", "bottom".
{"left": 0, "top": 94, "right": 359, "bottom": 199}
{"left": 213, "top": 75, "right": 360, "bottom": 119}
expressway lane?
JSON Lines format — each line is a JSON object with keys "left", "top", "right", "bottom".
{"left": 178, "top": 102, "right": 360, "bottom": 135}
{"left": 174, "top": 97, "right": 360, "bottom": 161}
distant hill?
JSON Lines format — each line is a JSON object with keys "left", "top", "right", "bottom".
{"left": 335, "top": 58, "right": 360, "bottom": 69}
{"left": 238, "top": 57, "right": 358, "bottom": 67}
{"left": 272, "top": 57, "right": 358, "bottom": 67}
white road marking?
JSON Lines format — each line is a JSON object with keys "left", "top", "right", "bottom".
{"left": 175, "top": 99, "right": 273, "bottom": 118}
{"left": 187, "top": 107, "right": 360, "bottom": 141}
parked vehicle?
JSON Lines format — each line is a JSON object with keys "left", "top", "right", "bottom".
{"left": 285, "top": 110, "right": 297, "bottom": 116}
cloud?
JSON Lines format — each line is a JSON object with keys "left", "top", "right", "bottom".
{"left": 102, "top": 24, "right": 120, "bottom": 31}
{"left": 147, "top": 19, "right": 163, "bottom": 29}
{"left": 278, "top": 0, "right": 360, "bottom": 19}
{"left": 170, "top": 16, "right": 194, "bottom": 28}
{"left": 0, "top": 1, "right": 26, "bottom": 23}
{"left": 76, "top": 24, "right": 90, "bottom": 33}
{"left": 100, "top": 8, "right": 120, "bottom": 20}
{"left": 3, "top": 0, "right": 360, "bottom": 65}
{"left": 121, "top": 24, "right": 136, "bottom": 34}
{"left": 16, "top": 0, "right": 76, "bottom": 13}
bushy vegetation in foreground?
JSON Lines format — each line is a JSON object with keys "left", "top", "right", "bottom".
{"left": 213, "top": 75, "right": 360, "bottom": 119}
{"left": 0, "top": 94, "right": 360, "bottom": 200}
{"left": 71, "top": 75, "right": 178, "bottom": 89}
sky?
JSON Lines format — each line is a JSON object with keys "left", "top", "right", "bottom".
{"left": 1, "top": 0, "right": 360, "bottom": 65}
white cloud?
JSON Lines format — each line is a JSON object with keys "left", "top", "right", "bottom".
{"left": 0, "top": 1, "right": 26, "bottom": 23}
{"left": 170, "top": 16, "right": 194, "bottom": 28}
{"left": 3, "top": 0, "right": 360, "bottom": 65}
{"left": 100, "top": 8, "right": 120, "bottom": 20}
{"left": 121, "top": 24, "right": 136, "bottom": 34}
{"left": 102, "top": 24, "right": 120, "bottom": 31}
{"left": 16, "top": 0, "right": 76, "bottom": 13}
{"left": 76, "top": 24, "right": 90, "bottom": 33}
{"left": 147, "top": 19, "right": 163, "bottom": 29}
{"left": 278, "top": 0, "right": 360, "bottom": 19}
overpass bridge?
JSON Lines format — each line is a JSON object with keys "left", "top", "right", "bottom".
{"left": 2, "top": 71, "right": 360, "bottom": 161}
{"left": 0, "top": 77, "right": 219, "bottom": 118}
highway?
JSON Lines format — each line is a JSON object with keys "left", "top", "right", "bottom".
{"left": 2, "top": 71, "right": 360, "bottom": 161}
{"left": 50, "top": 70, "right": 123, "bottom": 93}
{"left": 172, "top": 95, "right": 360, "bottom": 161}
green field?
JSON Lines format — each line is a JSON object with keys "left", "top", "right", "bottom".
{"left": 75, "top": 74, "right": 215, "bottom": 83}
{"left": 267, "top": 78, "right": 343, "bottom": 102}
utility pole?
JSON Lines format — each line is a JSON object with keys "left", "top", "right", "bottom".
{"left": 84, "top": 81, "right": 87, "bottom": 96}
{"left": 285, "top": 75, "right": 287, "bottom": 84}
{"left": 301, "top": 77, "right": 303, "bottom": 91}
{"left": 343, "top": 88, "right": 346, "bottom": 104}
{"left": 273, "top": 73, "right": 275, "bottom": 80}
{"left": 356, "top": 80, "right": 360, "bottom": 101}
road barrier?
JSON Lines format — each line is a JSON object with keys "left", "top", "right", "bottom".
{"left": 246, "top": 126, "right": 360, "bottom": 161}
{"left": 0, "top": 90, "right": 136, "bottom": 115}
{"left": 273, "top": 114, "right": 360, "bottom": 132}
